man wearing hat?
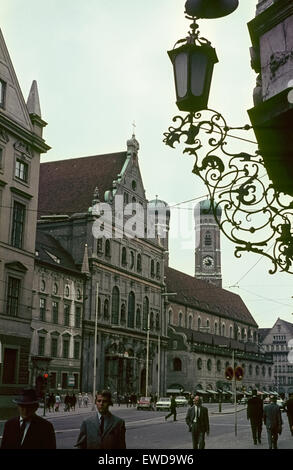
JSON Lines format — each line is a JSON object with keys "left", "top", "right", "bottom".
{"left": 75, "top": 390, "right": 126, "bottom": 449}
{"left": 247, "top": 389, "right": 263, "bottom": 444}
{"left": 1, "top": 388, "right": 56, "bottom": 449}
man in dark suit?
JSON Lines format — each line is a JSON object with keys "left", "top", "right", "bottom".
{"left": 285, "top": 393, "right": 293, "bottom": 436}
{"left": 165, "top": 395, "right": 177, "bottom": 421}
{"left": 263, "top": 395, "right": 283, "bottom": 449}
{"left": 186, "top": 395, "right": 209, "bottom": 449}
{"left": 247, "top": 389, "right": 263, "bottom": 444}
{"left": 75, "top": 390, "right": 126, "bottom": 449}
{"left": 1, "top": 388, "right": 56, "bottom": 449}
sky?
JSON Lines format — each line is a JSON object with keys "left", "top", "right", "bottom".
{"left": 2, "top": 0, "right": 293, "bottom": 329}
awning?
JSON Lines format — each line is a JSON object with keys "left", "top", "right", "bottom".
{"left": 206, "top": 389, "right": 218, "bottom": 395}
{"left": 226, "top": 391, "right": 233, "bottom": 395}
{"left": 166, "top": 389, "right": 181, "bottom": 394}
{"left": 196, "top": 390, "right": 209, "bottom": 395}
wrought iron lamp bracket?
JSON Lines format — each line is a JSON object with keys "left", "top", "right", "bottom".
{"left": 163, "top": 109, "right": 293, "bottom": 274}
{"left": 173, "top": 18, "right": 211, "bottom": 49}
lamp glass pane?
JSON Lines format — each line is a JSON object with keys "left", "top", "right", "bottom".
{"left": 174, "top": 52, "right": 188, "bottom": 98}
{"left": 191, "top": 52, "right": 208, "bottom": 96}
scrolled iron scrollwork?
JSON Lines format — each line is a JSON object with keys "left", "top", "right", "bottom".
{"left": 163, "top": 109, "right": 293, "bottom": 274}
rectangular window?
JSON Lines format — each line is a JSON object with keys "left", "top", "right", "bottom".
{"left": 74, "top": 341, "right": 80, "bottom": 359}
{"left": 11, "top": 201, "right": 26, "bottom": 249}
{"left": 52, "top": 301, "right": 59, "bottom": 324}
{"left": 0, "top": 79, "right": 6, "bottom": 108}
{"left": 2, "top": 348, "right": 17, "bottom": 384}
{"left": 64, "top": 304, "right": 70, "bottom": 326}
{"left": 15, "top": 159, "right": 29, "bottom": 182}
{"left": 62, "top": 373, "right": 68, "bottom": 389}
{"left": 63, "top": 338, "right": 69, "bottom": 358}
{"left": 50, "top": 372, "right": 57, "bottom": 389}
{"left": 51, "top": 337, "right": 58, "bottom": 357}
{"left": 6, "top": 276, "right": 20, "bottom": 316}
{"left": 74, "top": 373, "right": 79, "bottom": 388}
{"left": 40, "top": 298, "right": 46, "bottom": 321}
{"left": 75, "top": 306, "right": 81, "bottom": 328}
{"left": 38, "top": 336, "right": 45, "bottom": 356}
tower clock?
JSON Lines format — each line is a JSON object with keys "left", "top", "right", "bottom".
{"left": 194, "top": 200, "right": 222, "bottom": 287}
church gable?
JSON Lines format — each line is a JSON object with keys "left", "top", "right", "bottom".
{"left": 0, "top": 29, "right": 33, "bottom": 131}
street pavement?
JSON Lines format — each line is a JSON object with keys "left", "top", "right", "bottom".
{"left": 1, "top": 403, "right": 292, "bottom": 450}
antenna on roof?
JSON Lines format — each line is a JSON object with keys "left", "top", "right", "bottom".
{"left": 132, "top": 120, "right": 136, "bottom": 137}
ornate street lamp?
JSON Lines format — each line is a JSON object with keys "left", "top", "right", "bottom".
{"left": 164, "top": 0, "right": 293, "bottom": 275}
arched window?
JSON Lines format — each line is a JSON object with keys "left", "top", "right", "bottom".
{"left": 179, "top": 312, "right": 183, "bottom": 327}
{"left": 98, "top": 297, "right": 101, "bottom": 317}
{"left": 104, "top": 299, "right": 109, "bottom": 320}
{"left": 207, "top": 359, "right": 212, "bottom": 371}
{"left": 230, "top": 326, "right": 233, "bottom": 338}
{"left": 156, "top": 262, "right": 160, "bottom": 279}
{"left": 111, "top": 287, "right": 119, "bottom": 325}
{"left": 143, "top": 297, "right": 149, "bottom": 330}
{"left": 105, "top": 239, "right": 111, "bottom": 257}
{"left": 173, "top": 358, "right": 182, "bottom": 371}
{"left": 217, "top": 360, "right": 221, "bottom": 372}
{"left": 222, "top": 323, "right": 226, "bottom": 336}
{"left": 136, "top": 308, "right": 141, "bottom": 329}
{"left": 97, "top": 238, "right": 103, "bottom": 253}
{"left": 188, "top": 315, "right": 192, "bottom": 329}
{"left": 122, "top": 247, "right": 127, "bottom": 266}
{"left": 197, "top": 358, "right": 202, "bottom": 370}
{"left": 262, "top": 366, "right": 266, "bottom": 376}
{"left": 137, "top": 254, "right": 142, "bottom": 272}
{"left": 198, "top": 317, "right": 201, "bottom": 330}
{"left": 214, "top": 322, "right": 218, "bottom": 334}
{"left": 130, "top": 251, "right": 134, "bottom": 269}
{"left": 151, "top": 260, "right": 155, "bottom": 277}
{"left": 127, "top": 292, "right": 135, "bottom": 328}
{"left": 249, "top": 364, "right": 253, "bottom": 376}
{"left": 168, "top": 309, "right": 173, "bottom": 324}
{"left": 204, "top": 231, "right": 212, "bottom": 246}
{"left": 255, "top": 365, "right": 259, "bottom": 376}
{"left": 120, "top": 303, "right": 126, "bottom": 324}
{"left": 206, "top": 319, "right": 210, "bottom": 329}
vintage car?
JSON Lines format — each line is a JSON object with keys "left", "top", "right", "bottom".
{"left": 137, "top": 396, "right": 154, "bottom": 410}
{"left": 155, "top": 397, "right": 171, "bottom": 411}
{"left": 175, "top": 395, "right": 188, "bottom": 407}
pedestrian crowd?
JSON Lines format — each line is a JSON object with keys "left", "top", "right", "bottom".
{"left": 1, "top": 387, "right": 293, "bottom": 450}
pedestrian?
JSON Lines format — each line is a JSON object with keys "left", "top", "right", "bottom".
{"left": 71, "top": 393, "right": 77, "bottom": 411}
{"left": 285, "top": 392, "right": 293, "bottom": 437}
{"left": 64, "top": 393, "right": 70, "bottom": 412}
{"left": 75, "top": 390, "right": 126, "bottom": 449}
{"left": 78, "top": 393, "right": 83, "bottom": 408}
{"left": 83, "top": 393, "right": 89, "bottom": 407}
{"left": 247, "top": 389, "right": 263, "bottom": 445}
{"left": 55, "top": 393, "right": 61, "bottom": 412}
{"left": 1, "top": 388, "right": 56, "bottom": 449}
{"left": 185, "top": 395, "right": 209, "bottom": 449}
{"left": 165, "top": 394, "right": 177, "bottom": 421}
{"left": 263, "top": 395, "right": 283, "bottom": 449}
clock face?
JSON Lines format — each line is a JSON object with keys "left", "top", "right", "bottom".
{"left": 203, "top": 256, "right": 214, "bottom": 268}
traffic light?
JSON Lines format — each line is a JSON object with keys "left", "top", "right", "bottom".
{"left": 225, "top": 366, "right": 234, "bottom": 380}
{"left": 235, "top": 366, "right": 244, "bottom": 381}
{"left": 43, "top": 373, "right": 49, "bottom": 385}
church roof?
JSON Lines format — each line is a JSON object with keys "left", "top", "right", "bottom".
{"left": 165, "top": 266, "right": 258, "bottom": 327}
{"left": 35, "top": 230, "right": 81, "bottom": 274}
{"left": 38, "top": 151, "right": 128, "bottom": 216}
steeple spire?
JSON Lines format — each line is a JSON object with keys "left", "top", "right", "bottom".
{"left": 27, "top": 80, "right": 42, "bottom": 117}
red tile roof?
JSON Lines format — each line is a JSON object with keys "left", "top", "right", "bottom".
{"left": 165, "top": 266, "right": 258, "bottom": 327}
{"left": 38, "top": 152, "right": 127, "bottom": 216}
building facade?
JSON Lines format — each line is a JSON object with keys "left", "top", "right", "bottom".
{"left": 30, "top": 231, "right": 84, "bottom": 396}
{"left": 37, "top": 135, "right": 168, "bottom": 398}
{"left": 0, "top": 29, "right": 49, "bottom": 416}
{"left": 259, "top": 318, "right": 293, "bottom": 397}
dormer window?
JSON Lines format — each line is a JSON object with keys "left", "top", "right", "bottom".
{"left": 0, "top": 79, "right": 6, "bottom": 108}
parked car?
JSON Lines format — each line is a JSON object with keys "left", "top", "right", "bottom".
{"left": 137, "top": 397, "right": 154, "bottom": 410}
{"left": 238, "top": 397, "right": 248, "bottom": 405}
{"left": 156, "top": 397, "right": 171, "bottom": 411}
{"left": 175, "top": 395, "right": 188, "bottom": 407}
{"left": 276, "top": 399, "right": 285, "bottom": 411}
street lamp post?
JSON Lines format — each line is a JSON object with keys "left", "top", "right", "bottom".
{"left": 92, "top": 282, "right": 99, "bottom": 410}
{"left": 145, "top": 311, "right": 150, "bottom": 397}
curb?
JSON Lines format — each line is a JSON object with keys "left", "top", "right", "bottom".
{"left": 211, "top": 406, "right": 246, "bottom": 415}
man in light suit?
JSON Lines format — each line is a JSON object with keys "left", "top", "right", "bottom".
{"left": 1, "top": 388, "right": 56, "bottom": 449}
{"left": 185, "top": 395, "right": 209, "bottom": 449}
{"left": 263, "top": 395, "right": 283, "bottom": 449}
{"left": 75, "top": 390, "right": 126, "bottom": 449}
